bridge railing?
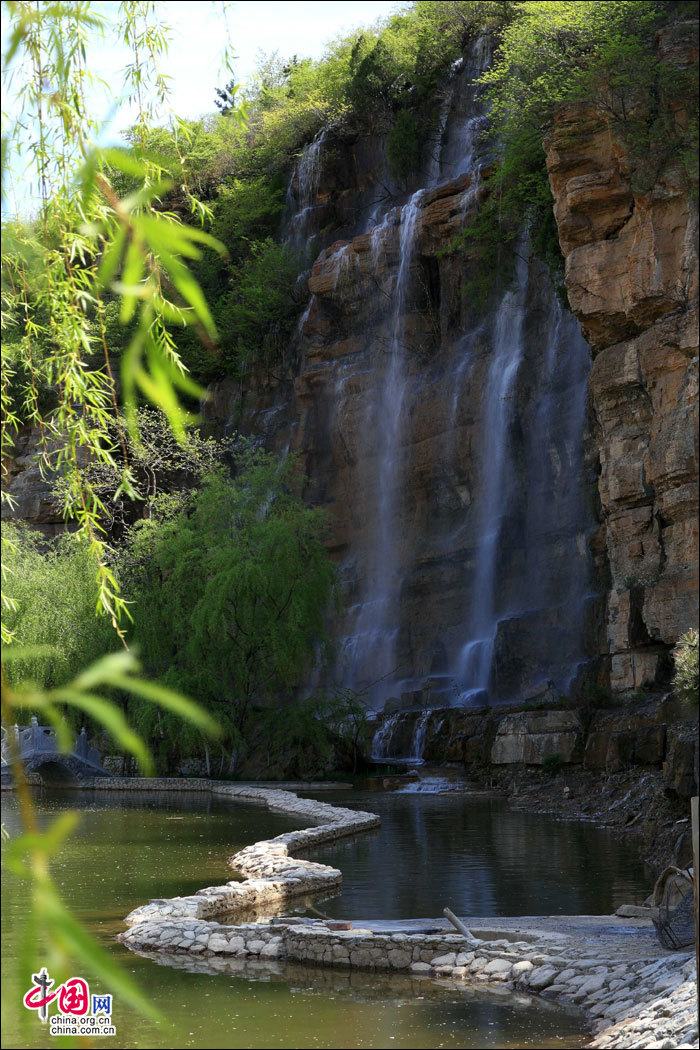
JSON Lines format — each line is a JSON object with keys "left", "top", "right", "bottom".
{"left": 1, "top": 722, "right": 102, "bottom": 769}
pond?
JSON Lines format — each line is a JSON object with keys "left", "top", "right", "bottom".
{"left": 300, "top": 787, "right": 647, "bottom": 920}
{"left": 1, "top": 785, "right": 647, "bottom": 1049}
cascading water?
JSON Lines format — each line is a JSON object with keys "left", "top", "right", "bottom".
{"left": 409, "top": 710, "right": 431, "bottom": 762}
{"left": 285, "top": 130, "right": 326, "bottom": 260}
{"left": 283, "top": 35, "right": 597, "bottom": 759}
{"left": 452, "top": 256, "right": 594, "bottom": 705}
{"left": 370, "top": 712, "right": 401, "bottom": 761}
{"left": 523, "top": 292, "right": 592, "bottom": 616}
{"left": 455, "top": 247, "right": 530, "bottom": 702}
{"left": 341, "top": 190, "right": 424, "bottom": 702}
{"left": 439, "top": 35, "right": 491, "bottom": 182}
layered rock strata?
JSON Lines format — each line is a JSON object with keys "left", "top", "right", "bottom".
{"left": 544, "top": 20, "right": 699, "bottom": 692}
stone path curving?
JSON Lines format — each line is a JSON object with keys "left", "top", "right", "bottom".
{"left": 122, "top": 783, "right": 380, "bottom": 927}
{"left": 117, "top": 782, "right": 698, "bottom": 1049}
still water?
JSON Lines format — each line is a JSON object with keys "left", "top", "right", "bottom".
{"left": 302, "top": 788, "right": 647, "bottom": 920}
{"left": 1, "top": 786, "right": 646, "bottom": 1049}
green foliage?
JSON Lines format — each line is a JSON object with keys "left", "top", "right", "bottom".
{"left": 482, "top": 1, "right": 697, "bottom": 185}
{"left": 53, "top": 407, "right": 237, "bottom": 535}
{"left": 387, "top": 110, "right": 422, "bottom": 182}
{"left": 445, "top": 0, "right": 698, "bottom": 305}
{"left": 245, "top": 689, "right": 371, "bottom": 780}
{"left": 119, "top": 454, "right": 334, "bottom": 770}
{"left": 216, "top": 239, "right": 300, "bottom": 375}
{"left": 673, "top": 629, "right": 699, "bottom": 707}
{"left": 1, "top": 525, "right": 113, "bottom": 690}
{"left": 213, "top": 176, "right": 286, "bottom": 255}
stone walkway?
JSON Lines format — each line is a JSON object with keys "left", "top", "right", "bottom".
{"left": 115, "top": 781, "right": 698, "bottom": 1049}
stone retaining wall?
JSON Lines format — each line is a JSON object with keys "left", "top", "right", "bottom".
{"left": 122, "top": 911, "right": 697, "bottom": 1049}
{"left": 122, "top": 784, "right": 379, "bottom": 925}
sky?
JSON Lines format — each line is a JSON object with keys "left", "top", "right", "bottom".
{"left": 2, "top": 1, "right": 402, "bottom": 214}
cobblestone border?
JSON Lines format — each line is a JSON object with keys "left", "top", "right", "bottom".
{"left": 121, "top": 783, "right": 380, "bottom": 924}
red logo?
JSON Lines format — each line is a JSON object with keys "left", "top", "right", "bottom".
{"left": 23, "top": 970, "right": 90, "bottom": 1021}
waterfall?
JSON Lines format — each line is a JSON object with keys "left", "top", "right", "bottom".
{"left": 452, "top": 255, "right": 594, "bottom": 704}
{"left": 409, "top": 710, "right": 431, "bottom": 762}
{"left": 285, "top": 130, "right": 326, "bottom": 260}
{"left": 341, "top": 190, "right": 424, "bottom": 702}
{"left": 456, "top": 247, "right": 530, "bottom": 702}
{"left": 439, "top": 35, "right": 491, "bottom": 182}
{"left": 519, "top": 285, "right": 594, "bottom": 689}
{"left": 310, "top": 31, "right": 594, "bottom": 731}
{"left": 370, "top": 708, "right": 431, "bottom": 763}
{"left": 371, "top": 712, "right": 401, "bottom": 760}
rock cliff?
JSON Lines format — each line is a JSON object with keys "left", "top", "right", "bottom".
{"left": 544, "top": 19, "right": 699, "bottom": 694}
{"left": 208, "top": 43, "right": 601, "bottom": 715}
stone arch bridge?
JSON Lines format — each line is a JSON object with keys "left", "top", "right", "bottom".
{"left": 1, "top": 719, "right": 110, "bottom": 784}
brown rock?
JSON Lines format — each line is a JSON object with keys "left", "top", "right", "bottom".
{"left": 663, "top": 725, "right": 699, "bottom": 797}
{"left": 545, "top": 72, "right": 699, "bottom": 694}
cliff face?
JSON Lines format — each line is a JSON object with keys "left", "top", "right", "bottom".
{"left": 544, "top": 21, "right": 699, "bottom": 693}
{"left": 207, "top": 42, "right": 601, "bottom": 716}
{"left": 203, "top": 27, "right": 699, "bottom": 719}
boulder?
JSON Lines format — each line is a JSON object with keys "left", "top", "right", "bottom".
{"left": 584, "top": 705, "right": 667, "bottom": 772}
{"left": 491, "top": 710, "right": 583, "bottom": 765}
{"left": 663, "top": 725, "right": 699, "bottom": 797}
{"left": 422, "top": 710, "right": 493, "bottom": 765}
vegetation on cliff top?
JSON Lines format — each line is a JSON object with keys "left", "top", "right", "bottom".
{"left": 446, "top": 0, "right": 699, "bottom": 302}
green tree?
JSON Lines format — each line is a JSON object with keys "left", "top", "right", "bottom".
{"left": 2, "top": 524, "right": 114, "bottom": 690}
{"left": 120, "top": 455, "right": 334, "bottom": 766}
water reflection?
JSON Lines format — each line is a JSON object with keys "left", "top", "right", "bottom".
{"left": 304, "top": 790, "right": 646, "bottom": 921}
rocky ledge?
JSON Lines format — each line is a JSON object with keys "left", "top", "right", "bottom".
{"left": 119, "top": 783, "right": 698, "bottom": 1049}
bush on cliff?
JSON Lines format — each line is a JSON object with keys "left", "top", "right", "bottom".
{"left": 446, "top": 0, "right": 698, "bottom": 304}
{"left": 215, "top": 239, "right": 300, "bottom": 376}
{"left": 673, "top": 629, "right": 699, "bottom": 707}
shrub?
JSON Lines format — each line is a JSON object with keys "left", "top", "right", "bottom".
{"left": 1, "top": 525, "right": 113, "bottom": 690}
{"left": 240, "top": 689, "right": 371, "bottom": 780}
{"left": 673, "top": 629, "right": 699, "bottom": 706}
{"left": 119, "top": 454, "right": 335, "bottom": 770}
{"left": 542, "top": 752, "right": 563, "bottom": 776}
{"left": 53, "top": 408, "right": 236, "bottom": 537}
{"left": 212, "top": 176, "right": 286, "bottom": 256}
{"left": 387, "top": 110, "right": 422, "bottom": 181}
{"left": 216, "top": 239, "right": 300, "bottom": 374}
{"left": 445, "top": 1, "right": 698, "bottom": 305}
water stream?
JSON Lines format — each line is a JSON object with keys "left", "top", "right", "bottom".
{"left": 285, "top": 129, "right": 326, "bottom": 261}
{"left": 455, "top": 247, "right": 530, "bottom": 703}
{"left": 284, "top": 36, "right": 595, "bottom": 755}
{"left": 341, "top": 191, "right": 424, "bottom": 700}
